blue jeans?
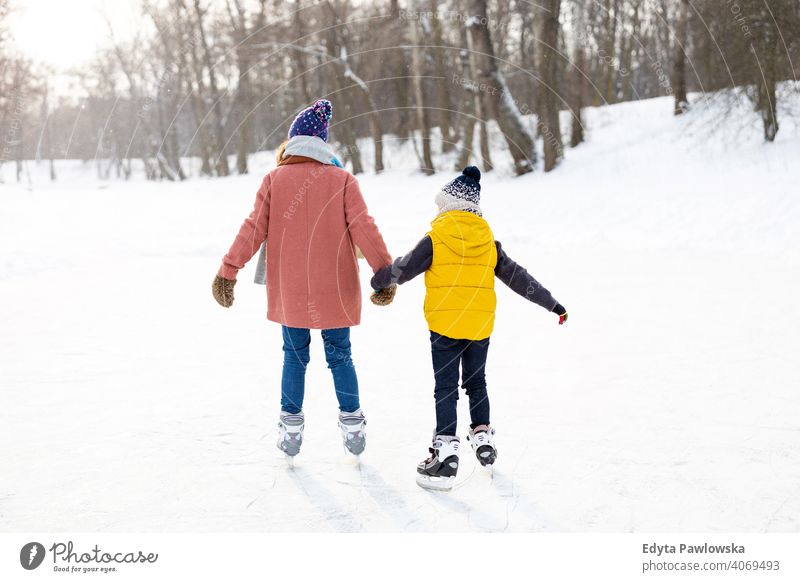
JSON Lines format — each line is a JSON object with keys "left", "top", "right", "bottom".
{"left": 430, "top": 331, "right": 491, "bottom": 436}
{"left": 280, "top": 326, "right": 360, "bottom": 414}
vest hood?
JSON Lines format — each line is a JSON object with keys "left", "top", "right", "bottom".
{"left": 430, "top": 211, "right": 494, "bottom": 258}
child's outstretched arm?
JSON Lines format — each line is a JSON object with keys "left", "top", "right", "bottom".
{"left": 371, "top": 236, "right": 433, "bottom": 290}
{"left": 368, "top": 236, "right": 433, "bottom": 306}
{"left": 494, "top": 241, "right": 568, "bottom": 324}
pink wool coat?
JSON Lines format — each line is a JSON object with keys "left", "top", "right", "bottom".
{"left": 219, "top": 160, "right": 391, "bottom": 329}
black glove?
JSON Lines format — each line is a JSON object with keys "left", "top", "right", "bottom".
{"left": 553, "top": 303, "right": 568, "bottom": 325}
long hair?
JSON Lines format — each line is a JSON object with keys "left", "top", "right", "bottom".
{"left": 276, "top": 140, "right": 288, "bottom": 165}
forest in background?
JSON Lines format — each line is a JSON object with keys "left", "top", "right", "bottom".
{"left": 1, "top": 0, "right": 799, "bottom": 182}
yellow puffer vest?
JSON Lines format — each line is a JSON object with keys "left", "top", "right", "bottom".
{"left": 424, "top": 211, "right": 497, "bottom": 340}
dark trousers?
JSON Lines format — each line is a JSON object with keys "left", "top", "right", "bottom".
{"left": 429, "top": 331, "right": 491, "bottom": 436}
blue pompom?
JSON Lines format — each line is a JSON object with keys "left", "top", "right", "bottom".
{"left": 462, "top": 166, "right": 481, "bottom": 183}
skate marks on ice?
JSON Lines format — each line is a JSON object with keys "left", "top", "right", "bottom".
{"left": 415, "top": 450, "right": 559, "bottom": 532}
{"left": 488, "top": 468, "right": 559, "bottom": 532}
{"left": 296, "top": 457, "right": 434, "bottom": 532}
{"left": 272, "top": 444, "right": 559, "bottom": 533}
{"left": 285, "top": 464, "right": 365, "bottom": 533}
{"left": 357, "top": 463, "right": 433, "bottom": 532}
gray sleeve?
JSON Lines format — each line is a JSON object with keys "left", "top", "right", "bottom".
{"left": 494, "top": 241, "right": 559, "bottom": 311}
{"left": 371, "top": 236, "right": 433, "bottom": 290}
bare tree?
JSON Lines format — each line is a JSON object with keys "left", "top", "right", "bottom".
{"left": 569, "top": 0, "right": 587, "bottom": 148}
{"left": 602, "top": 0, "right": 621, "bottom": 103}
{"left": 672, "top": 0, "right": 689, "bottom": 115}
{"left": 463, "top": 16, "right": 493, "bottom": 172}
{"left": 429, "top": 0, "right": 455, "bottom": 152}
{"left": 467, "top": 0, "right": 536, "bottom": 175}
{"left": 537, "top": 0, "right": 564, "bottom": 172}
{"left": 745, "top": 0, "right": 797, "bottom": 141}
{"left": 620, "top": 0, "right": 642, "bottom": 103}
{"left": 408, "top": 0, "right": 435, "bottom": 174}
{"left": 226, "top": 0, "right": 267, "bottom": 175}
{"left": 190, "top": 0, "right": 230, "bottom": 176}
{"left": 324, "top": 1, "right": 385, "bottom": 173}
{"left": 455, "top": 47, "right": 477, "bottom": 169}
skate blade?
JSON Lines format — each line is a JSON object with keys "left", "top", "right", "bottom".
{"left": 475, "top": 445, "right": 497, "bottom": 467}
{"left": 416, "top": 473, "right": 456, "bottom": 492}
{"left": 341, "top": 446, "right": 362, "bottom": 466}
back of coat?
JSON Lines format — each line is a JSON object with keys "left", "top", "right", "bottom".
{"left": 220, "top": 160, "right": 391, "bottom": 329}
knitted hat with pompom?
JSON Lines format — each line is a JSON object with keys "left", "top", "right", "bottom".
{"left": 288, "top": 99, "right": 333, "bottom": 142}
{"left": 435, "top": 166, "right": 483, "bottom": 216}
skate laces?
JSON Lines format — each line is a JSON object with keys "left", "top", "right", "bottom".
{"left": 279, "top": 414, "right": 304, "bottom": 438}
{"left": 338, "top": 411, "right": 366, "bottom": 434}
{"left": 469, "top": 425, "right": 493, "bottom": 446}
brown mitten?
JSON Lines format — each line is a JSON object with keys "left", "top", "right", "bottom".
{"left": 212, "top": 274, "right": 236, "bottom": 308}
{"left": 370, "top": 285, "right": 397, "bottom": 306}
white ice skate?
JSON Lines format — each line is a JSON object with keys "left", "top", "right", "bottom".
{"left": 338, "top": 409, "right": 366, "bottom": 456}
{"left": 416, "top": 435, "right": 460, "bottom": 491}
{"left": 277, "top": 411, "right": 305, "bottom": 464}
{"left": 467, "top": 424, "right": 497, "bottom": 466}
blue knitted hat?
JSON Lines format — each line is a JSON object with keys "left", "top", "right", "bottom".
{"left": 435, "top": 166, "right": 482, "bottom": 215}
{"left": 288, "top": 99, "right": 333, "bottom": 142}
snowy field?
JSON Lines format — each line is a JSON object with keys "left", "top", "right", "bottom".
{"left": 1, "top": 94, "right": 799, "bottom": 532}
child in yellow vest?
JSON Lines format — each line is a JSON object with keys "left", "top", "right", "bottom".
{"left": 371, "top": 167, "right": 567, "bottom": 490}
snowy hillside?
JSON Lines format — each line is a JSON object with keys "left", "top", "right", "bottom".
{"left": 1, "top": 93, "right": 799, "bottom": 532}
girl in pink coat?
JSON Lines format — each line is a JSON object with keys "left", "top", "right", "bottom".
{"left": 212, "top": 100, "right": 392, "bottom": 460}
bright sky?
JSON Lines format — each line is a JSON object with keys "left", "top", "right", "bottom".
{"left": 8, "top": 0, "right": 141, "bottom": 70}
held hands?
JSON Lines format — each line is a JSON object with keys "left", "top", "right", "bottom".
{"left": 553, "top": 303, "right": 568, "bottom": 325}
{"left": 370, "top": 285, "right": 397, "bottom": 306}
{"left": 212, "top": 274, "right": 236, "bottom": 308}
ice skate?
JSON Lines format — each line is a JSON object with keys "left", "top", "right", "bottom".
{"left": 338, "top": 409, "right": 366, "bottom": 456}
{"left": 416, "top": 435, "right": 460, "bottom": 491}
{"left": 467, "top": 424, "right": 497, "bottom": 466}
{"left": 277, "top": 411, "right": 304, "bottom": 462}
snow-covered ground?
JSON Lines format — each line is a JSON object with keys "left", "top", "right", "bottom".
{"left": 1, "top": 94, "right": 799, "bottom": 532}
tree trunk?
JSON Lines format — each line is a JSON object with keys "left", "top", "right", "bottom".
{"left": 364, "top": 91, "right": 384, "bottom": 173}
{"left": 429, "top": 1, "right": 454, "bottom": 152}
{"left": 467, "top": 0, "right": 535, "bottom": 175}
{"left": 409, "top": 0, "right": 434, "bottom": 174}
{"left": 755, "top": 38, "right": 779, "bottom": 142}
{"left": 569, "top": 3, "right": 586, "bottom": 148}
{"left": 517, "top": 2, "right": 536, "bottom": 109}
{"left": 537, "top": 0, "right": 563, "bottom": 172}
{"left": 342, "top": 68, "right": 385, "bottom": 173}
{"left": 193, "top": 0, "right": 230, "bottom": 177}
{"left": 455, "top": 47, "right": 476, "bottom": 169}
{"left": 323, "top": 23, "right": 363, "bottom": 174}
{"left": 176, "top": 0, "right": 214, "bottom": 176}
{"left": 463, "top": 21, "right": 493, "bottom": 172}
{"left": 673, "top": 0, "right": 689, "bottom": 115}
{"left": 234, "top": 68, "right": 251, "bottom": 175}
{"left": 292, "top": 0, "right": 312, "bottom": 103}
{"left": 603, "top": 0, "right": 620, "bottom": 103}
{"left": 749, "top": 3, "right": 781, "bottom": 141}
{"left": 145, "top": 4, "right": 186, "bottom": 180}
{"left": 323, "top": 1, "right": 383, "bottom": 172}
{"left": 620, "top": 0, "right": 641, "bottom": 103}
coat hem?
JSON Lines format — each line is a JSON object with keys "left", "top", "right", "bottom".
{"left": 266, "top": 312, "right": 360, "bottom": 330}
